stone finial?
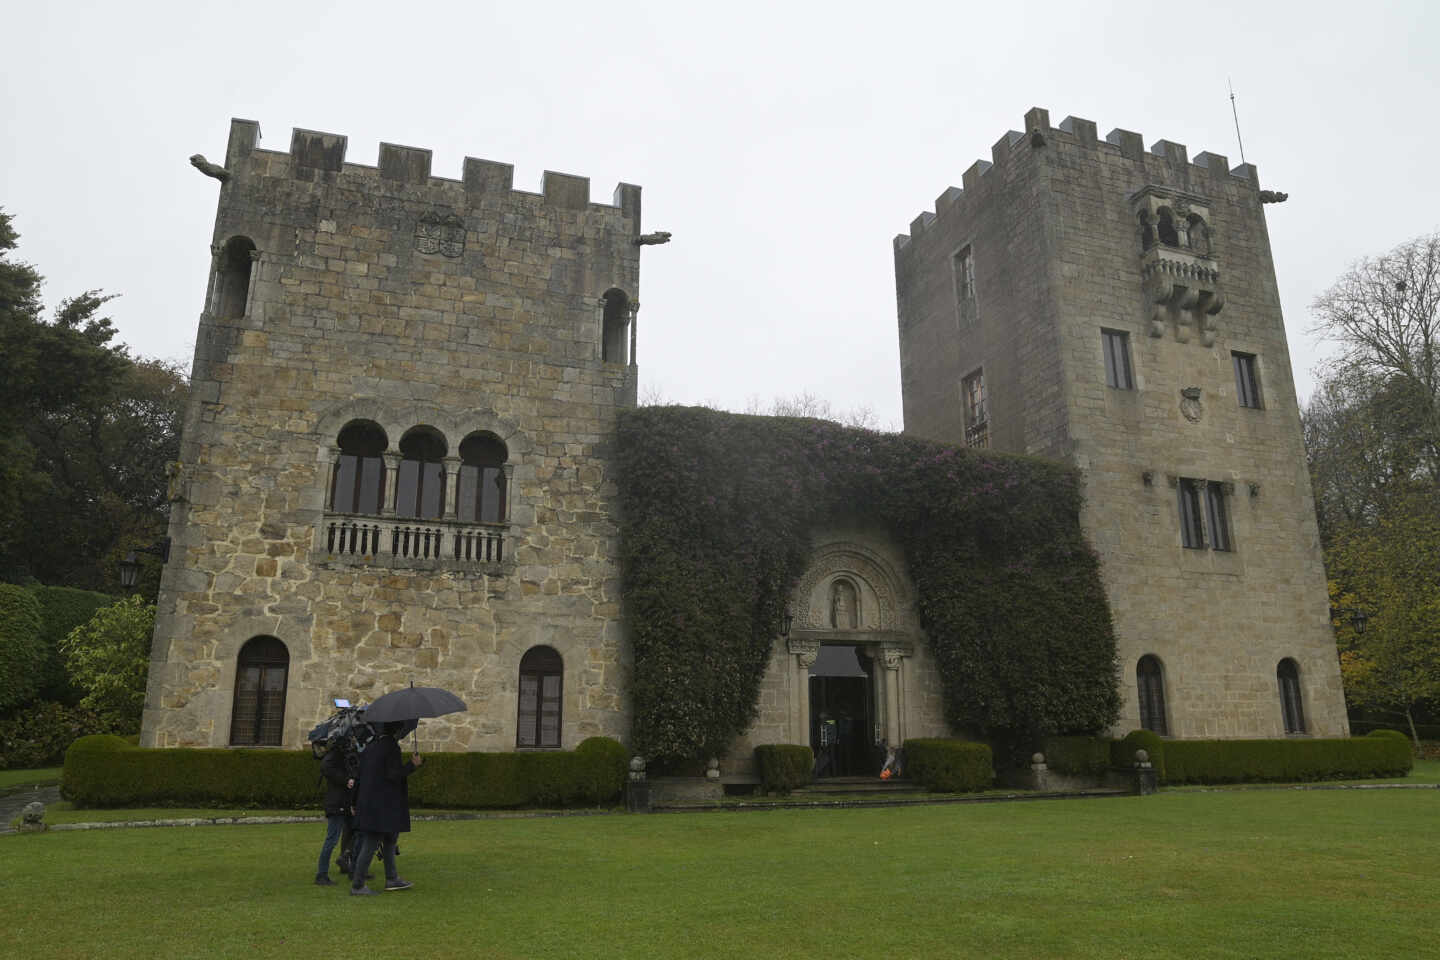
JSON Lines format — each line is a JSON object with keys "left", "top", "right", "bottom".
{"left": 705, "top": 757, "right": 720, "bottom": 780}
{"left": 628, "top": 755, "right": 647, "bottom": 782}
{"left": 19, "top": 801, "right": 46, "bottom": 832}
{"left": 1134, "top": 749, "right": 1151, "bottom": 768}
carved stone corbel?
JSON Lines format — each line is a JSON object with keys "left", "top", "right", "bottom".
{"left": 788, "top": 637, "right": 820, "bottom": 669}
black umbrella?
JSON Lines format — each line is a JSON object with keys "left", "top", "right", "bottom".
{"left": 361, "top": 682, "right": 466, "bottom": 751}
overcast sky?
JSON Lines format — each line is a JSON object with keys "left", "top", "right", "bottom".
{"left": 3, "top": 1, "right": 1436, "bottom": 429}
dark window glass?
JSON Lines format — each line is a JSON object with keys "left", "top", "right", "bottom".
{"left": 602, "top": 289, "right": 630, "bottom": 363}
{"left": 1102, "top": 329, "right": 1134, "bottom": 389}
{"left": 1206, "top": 483, "right": 1232, "bottom": 552}
{"left": 517, "top": 645, "right": 563, "bottom": 748}
{"left": 1233, "top": 352, "right": 1262, "bottom": 408}
{"left": 331, "top": 421, "right": 387, "bottom": 515}
{"left": 458, "top": 433, "right": 508, "bottom": 524}
{"left": 230, "top": 636, "right": 289, "bottom": 746}
{"left": 1178, "top": 479, "right": 1205, "bottom": 549}
{"left": 1137, "top": 655, "right": 1168, "bottom": 736}
{"left": 396, "top": 429, "right": 447, "bottom": 520}
{"left": 1279, "top": 659, "right": 1306, "bottom": 734}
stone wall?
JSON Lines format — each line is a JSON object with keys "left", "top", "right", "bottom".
{"left": 894, "top": 108, "right": 1347, "bottom": 739}
{"left": 142, "top": 120, "right": 643, "bottom": 750}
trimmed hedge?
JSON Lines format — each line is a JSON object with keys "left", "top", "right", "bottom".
{"left": 0, "top": 583, "right": 46, "bottom": 713}
{"left": 903, "top": 738, "right": 994, "bottom": 793}
{"left": 28, "top": 586, "right": 115, "bottom": 704}
{"left": 63, "top": 735, "right": 628, "bottom": 809}
{"left": 1160, "top": 737, "right": 1413, "bottom": 784}
{"left": 1041, "top": 735, "right": 1112, "bottom": 776}
{"left": 754, "top": 744, "right": 814, "bottom": 794}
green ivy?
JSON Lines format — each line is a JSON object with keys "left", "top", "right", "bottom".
{"left": 616, "top": 407, "right": 1120, "bottom": 763}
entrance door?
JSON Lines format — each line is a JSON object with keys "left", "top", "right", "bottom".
{"left": 809, "top": 645, "right": 876, "bottom": 777}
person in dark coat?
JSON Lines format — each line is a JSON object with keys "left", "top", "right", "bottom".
{"left": 314, "top": 745, "right": 357, "bottom": 885}
{"left": 350, "top": 720, "right": 424, "bottom": 895}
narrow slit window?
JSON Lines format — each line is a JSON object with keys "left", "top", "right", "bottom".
{"left": 1102, "top": 329, "right": 1134, "bottom": 389}
{"left": 1178, "top": 479, "right": 1205, "bottom": 549}
{"left": 1137, "top": 655, "right": 1168, "bottom": 736}
{"left": 1233, "top": 352, "right": 1262, "bottom": 408}
{"left": 1205, "top": 482, "right": 1232, "bottom": 552}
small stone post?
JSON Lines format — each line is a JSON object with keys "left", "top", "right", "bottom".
{"left": 625, "top": 755, "right": 651, "bottom": 813}
{"left": 18, "top": 801, "right": 47, "bottom": 833}
{"left": 1133, "top": 749, "right": 1158, "bottom": 796}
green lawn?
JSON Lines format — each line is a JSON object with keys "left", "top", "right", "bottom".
{"left": 0, "top": 766, "right": 60, "bottom": 792}
{"left": 5, "top": 788, "right": 1438, "bottom": 959}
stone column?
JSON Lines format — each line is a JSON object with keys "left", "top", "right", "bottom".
{"left": 880, "top": 647, "right": 903, "bottom": 748}
{"left": 788, "top": 638, "right": 818, "bottom": 746}
{"left": 629, "top": 301, "right": 639, "bottom": 367}
{"left": 502, "top": 463, "right": 515, "bottom": 523}
{"left": 381, "top": 452, "right": 401, "bottom": 518}
{"left": 442, "top": 455, "right": 461, "bottom": 520}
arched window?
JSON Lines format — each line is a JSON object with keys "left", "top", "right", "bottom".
{"left": 601, "top": 288, "right": 630, "bottom": 363}
{"left": 458, "top": 432, "right": 508, "bottom": 524}
{"left": 517, "top": 645, "right": 563, "bottom": 748}
{"left": 1137, "top": 655, "right": 1168, "bottom": 736}
{"left": 1156, "top": 208, "right": 1179, "bottom": 247}
{"left": 331, "top": 420, "right": 388, "bottom": 515}
{"left": 215, "top": 236, "right": 256, "bottom": 319}
{"left": 231, "top": 636, "right": 289, "bottom": 746}
{"left": 1278, "top": 659, "right": 1306, "bottom": 734}
{"left": 396, "top": 427, "right": 447, "bottom": 519}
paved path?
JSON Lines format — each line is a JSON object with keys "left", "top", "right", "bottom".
{"left": 0, "top": 784, "right": 61, "bottom": 835}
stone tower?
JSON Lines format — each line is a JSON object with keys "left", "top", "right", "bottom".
{"left": 142, "top": 120, "right": 643, "bottom": 749}
{"left": 893, "top": 107, "right": 1346, "bottom": 739}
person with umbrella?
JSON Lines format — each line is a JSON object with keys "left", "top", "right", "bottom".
{"left": 349, "top": 684, "right": 466, "bottom": 896}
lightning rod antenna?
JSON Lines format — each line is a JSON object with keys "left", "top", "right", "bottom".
{"left": 1228, "top": 77, "right": 1247, "bottom": 165}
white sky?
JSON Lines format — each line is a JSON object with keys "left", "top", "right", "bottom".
{"left": 3, "top": 1, "right": 1436, "bottom": 430}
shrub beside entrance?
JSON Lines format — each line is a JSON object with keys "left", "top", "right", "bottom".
{"left": 903, "top": 739, "right": 994, "bottom": 792}
{"left": 63, "top": 735, "right": 627, "bottom": 808}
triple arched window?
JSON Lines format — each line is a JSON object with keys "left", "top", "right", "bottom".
{"left": 327, "top": 420, "right": 510, "bottom": 524}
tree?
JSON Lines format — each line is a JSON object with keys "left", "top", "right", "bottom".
{"left": 59, "top": 595, "right": 155, "bottom": 731}
{"left": 0, "top": 209, "right": 187, "bottom": 591}
{"left": 1307, "top": 232, "right": 1440, "bottom": 743}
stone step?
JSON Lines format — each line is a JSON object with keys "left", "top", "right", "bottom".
{"left": 794, "top": 777, "right": 925, "bottom": 795}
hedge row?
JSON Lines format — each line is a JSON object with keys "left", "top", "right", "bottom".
{"left": 1040, "top": 735, "right": 1112, "bottom": 776}
{"left": 1159, "top": 733, "right": 1413, "bottom": 784}
{"left": 753, "top": 744, "right": 814, "bottom": 794}
{"left": 63, "top": 735, "right": 628, "bottom": 808}
{"left": 903, "top": 738, "right": 994, "bottom": 793}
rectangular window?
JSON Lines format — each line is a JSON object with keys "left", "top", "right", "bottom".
{"left": 1178, "top": 479, "right": 1206, "bottom": 549}
{"left": 331, "top": 455, "right": 385, "bottom": 515}
{"left": 962, "top": 369, "right": 989, "bottom": 448}
{"left": 396, "top": 460, "right": 446, "bottom": 519}
{"left": 1205, "top": 482, "right": 1232, "bottom": 552}
{"left": 1101, "top": 329, "right": 1134, "bottom": 389}
{"left": 952, "top": 245, "right": 977, "bottom": 327}
{"left": 1233, "top": 352, "right": 1262, "bottom": 408}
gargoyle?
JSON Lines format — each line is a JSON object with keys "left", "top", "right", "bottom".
{"left": 189, "top": 154, "right": 231, "bottom": 182}
{"left": 634, "top": 231, "right": 672, "bottom": 246}
{"left": 1258, "top": 190, "right": 1288, "bottom": 204}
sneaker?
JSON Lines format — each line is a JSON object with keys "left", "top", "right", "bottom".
{"left": 350, "top": 886, "right": 379, "bottom": 896}
{"left": 315, "top": 875, "right": 335, "bottom": 887}
{"left": 384, "top": 878, "right": 414, "bottom": 891}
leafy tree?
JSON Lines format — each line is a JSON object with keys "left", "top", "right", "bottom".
{"left": 59, "top": 595, "right": 155, "bottom": 731}
{"left": 1307, "top": 232, "right": 1440, "bottom": 743}
{"left": 0, "top": 208, "right": 186, "bottom": 591}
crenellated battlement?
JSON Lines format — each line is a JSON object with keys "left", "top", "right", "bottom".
{"left": 893, "top": 107, "right": 1259, "bottom": 252}
{"left": 222, "top": 118, "right": 641, "bottom": 217}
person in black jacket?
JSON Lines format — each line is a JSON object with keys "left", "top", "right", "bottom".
{"left": 315, "top": 745, "right": 358, "bottom": 885}
{"left": 350, "top": 721, "right": 424, "bottom": 895}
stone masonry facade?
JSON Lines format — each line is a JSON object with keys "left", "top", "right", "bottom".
{"left": 894, "top": 107, "right": 1347, "bottom": 739}
{"left": 142, "top": 120, "right": 641, "bottom": 749}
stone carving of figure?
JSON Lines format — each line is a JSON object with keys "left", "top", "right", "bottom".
{"left": 830, "top": 580, "right": 858, "bottom": 630}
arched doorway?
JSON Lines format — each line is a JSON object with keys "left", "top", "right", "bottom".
{"left": 809, "top": 644, "right": 877, "bottom": 778}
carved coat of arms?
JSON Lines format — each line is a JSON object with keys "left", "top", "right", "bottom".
{"left": 415, "top": 212, "right": 465, "bottom": 257}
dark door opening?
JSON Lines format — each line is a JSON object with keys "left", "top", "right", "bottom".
{"left": 809, "top": 645, "right": 876, "bottom": 778}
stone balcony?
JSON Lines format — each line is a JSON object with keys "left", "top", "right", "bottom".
{"left": 313, "top": 513, "right": 511, "bottom": 573}
{"left": 1140, "top": 245, "right": 1223, "bottom": 345}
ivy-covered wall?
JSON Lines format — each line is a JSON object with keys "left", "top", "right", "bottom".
{"left": 615, "top": 407, "right": 1120, "bottom": 762}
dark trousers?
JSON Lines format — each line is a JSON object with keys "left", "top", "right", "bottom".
{"left": 350, "top": 831, "right": 398, "bottom": 889}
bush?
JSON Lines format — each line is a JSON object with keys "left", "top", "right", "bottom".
{"left": 0, "top": 701, "right": 118, "bottom": 769}
{"left": 754, "top": 744, "right": 814, "bottom": 794}
{"left": 0, "top": 583, "right": 46, "bottom": 713}
{"left": 903, "top": 738, "right": 994, "bottom": 793}
{"left": 1365, "top": 728, "right": 1410, "bottom": 742}
{"left": 1160, "top": 737, "right": 1412, "bottom": 784}
{"left": 28, "top": 586, "right": 116, "bottom": 704}
{"left": 60, "top": 596, "right": 154, "bottom": 730}
{"left": 1041, "top": 735, "right": 1112, "bottom": 776}
{"left": 63, "top": 735, "right": 630, "bottom": 809}
{"left": 1111, "top": 729, "right": 1166, "bottom": 781}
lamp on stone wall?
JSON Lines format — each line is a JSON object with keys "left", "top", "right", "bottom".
{"left": 119, "top": 538, "right": 172, "bottom": 590}
{"left": 1329, "top": 605, "right": 1370, "bottom": 635}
